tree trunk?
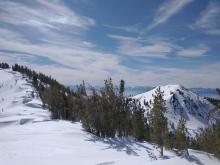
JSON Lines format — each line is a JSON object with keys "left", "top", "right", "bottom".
{"left": 185, "top": 148, "right": 189, "bottom": 157}
{"left": 160, "top": 132, "right": 164, "bottom": 157}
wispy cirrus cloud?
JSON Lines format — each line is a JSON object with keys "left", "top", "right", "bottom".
{"left": 107, "top": 0, "right": 194, "bottom": 34}
{"left": 108, "top": 34, "right": 174, "bottom": 58}
{"left": 0, "top": 26, "right": 135, "bottom": 85}
{"left": 151, "top": 61, "right": 220, "bottom": 87}
{"left": 176, "top": 46, "right": 209, "bottom": 57}
{"left": 191, "top": 1, "right": 220, "bottom": 35}
{"left": 0, "top": 0, "right": 95, "bottom": 30}
{"left": 104, "top": 23, "right": 143, "bottom": 34}
{"left": 147, "top": 0, "right": 193, "bottom": 30}
{"left": 109, "top": 34, "right": 211, "bottom": 59}
{"left": 0, "top": 0, "right": 130, "bottom": 85}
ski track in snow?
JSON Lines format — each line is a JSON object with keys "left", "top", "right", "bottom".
{"left": 0, "top": 69, "right": 219, "bottom": 165}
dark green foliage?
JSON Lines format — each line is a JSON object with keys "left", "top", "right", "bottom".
{"left": 75, "top": 81, "right": 87, "bottom": 96}
{"left": 167, "top": 132, "right": 175, "bottom": 150}
{"left": 119, "top": 80, "right": 125, "bottom": 96}
{"left": 175, "top": 111, "right": 188, "bottom": 155}
{"left": 191, "top": 121, "right": 220, "bottom": 158}
{"left": 81, "top": 78, "right": 147, "bottom": 138}
{"left": 205, "top": 97, "right": 220, "bottom": 110}
{"left": 131, "top": 102, "right": 149, "bottom": 141}
{"left": 0, "top": 62, "right": 10, "bottom": 69}
{"left": 11, "top": 64, "right": 72, "bottom": 120}
{"left": 190, "top": 89, "right": 220, "bottom": 158}
{"left": 149, "top": 87, "right": 169, "bottom": 156}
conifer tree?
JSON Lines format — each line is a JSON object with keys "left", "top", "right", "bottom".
{"left": 198, "top": 121, "right": 220, "bottom": 158}
{"left": 0, "top": 62, "right": 10, "bottom": 69}
{"left": 119, "top": 80, "right": 125, "bottom": 96}
{"left": 149, "top": 87, "right": 168, "bottom": 157}
{"left": 131, "top": 103, "right": 149, "bottom": 141}
{"left": 175, "top": 111, "right": 188, "bottom": 155}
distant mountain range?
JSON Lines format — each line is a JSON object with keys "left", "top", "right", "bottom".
{"left": 69, "top": 85, "right": 220, "bottom": 99}
{"left": 190, "top": 88, "right": 220, "bottom": 99}
{"left": 127, "top": 86, "right": 220, "bottom": 99}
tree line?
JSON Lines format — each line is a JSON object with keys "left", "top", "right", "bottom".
{"left": 0, "top": 62, "right": 10, "bottom": 69}
{"left": 1, "top": 62, "right": 219, "bottom": 158}
{"left": 190, "top": 89, "right": 220, "bottom": 158}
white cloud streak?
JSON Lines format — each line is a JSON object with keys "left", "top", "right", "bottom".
{"left": 104, "top": 24, "right": 143, "bottom": 34}
{"left": 0, "top": 0, "right": 129, "bottom": 85}
{"left": 192, "top": 1, "right": 220, "bottom": 35}
{"left": 176, "top": 47, "right": 209, "bottom": 57}
{"left": 0, "top": 0, "right": 95, "bottom": 30}
{"left": 147, "top": 0, "right": 193, "bottom": 30}
{"left": 108, "top": 34, "right": 174, "bottom": 58}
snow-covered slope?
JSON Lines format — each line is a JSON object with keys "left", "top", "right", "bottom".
{"left": 0, "top": 69, "right": 50, "bottom": 126}
{"left": 133, "top": 85, "right": 218, "bottom": 136}
{"left": 1, "top": 120, "right": 220, "bottom": 165}
{"left": 0, "top": 69, "right": 219, "bottom": 165}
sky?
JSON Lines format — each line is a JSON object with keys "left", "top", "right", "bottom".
{"left": 0, "top": 0, "right": 220, "bottom": 88}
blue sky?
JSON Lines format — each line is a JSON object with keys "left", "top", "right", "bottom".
{"left": 0, "top": 0, "right": 220, "bottom": 87}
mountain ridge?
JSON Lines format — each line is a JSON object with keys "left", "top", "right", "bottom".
{"left": 133, "top": 84, "right": 219, "bottom": 137}
{"left": 69, "top": 85, "right": 220, "bottom": 98}
{"left": 1, "top": 68, "right": 220, "bottom": 165}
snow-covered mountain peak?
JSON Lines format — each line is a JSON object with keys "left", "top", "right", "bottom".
{"left": 156, "top": 84, "right": 184, "bottom": 90}
{"left": 133, "top": 84, "right": 217, "bottom": 137}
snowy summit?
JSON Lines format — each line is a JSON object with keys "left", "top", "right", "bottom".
{"left": 133, "top": 85, "right": 218, "bottom": 137}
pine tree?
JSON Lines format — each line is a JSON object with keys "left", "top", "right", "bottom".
{"left": 175, "top": 111, "right": 188, "bottom": 155}
{"left": 149, "top": 87, "right": 168, "bottom": 157}
{"left": 0, "top": 62, "right": 9, "bottom": 69}
{"left": 119, "top": 80, "right": 125, "bottom": 97}
{"left": 131, "top": 102, "right": 149, "bottom": 141}
{"left": 195, "top": 121, "right": 220, "bottom": 158}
